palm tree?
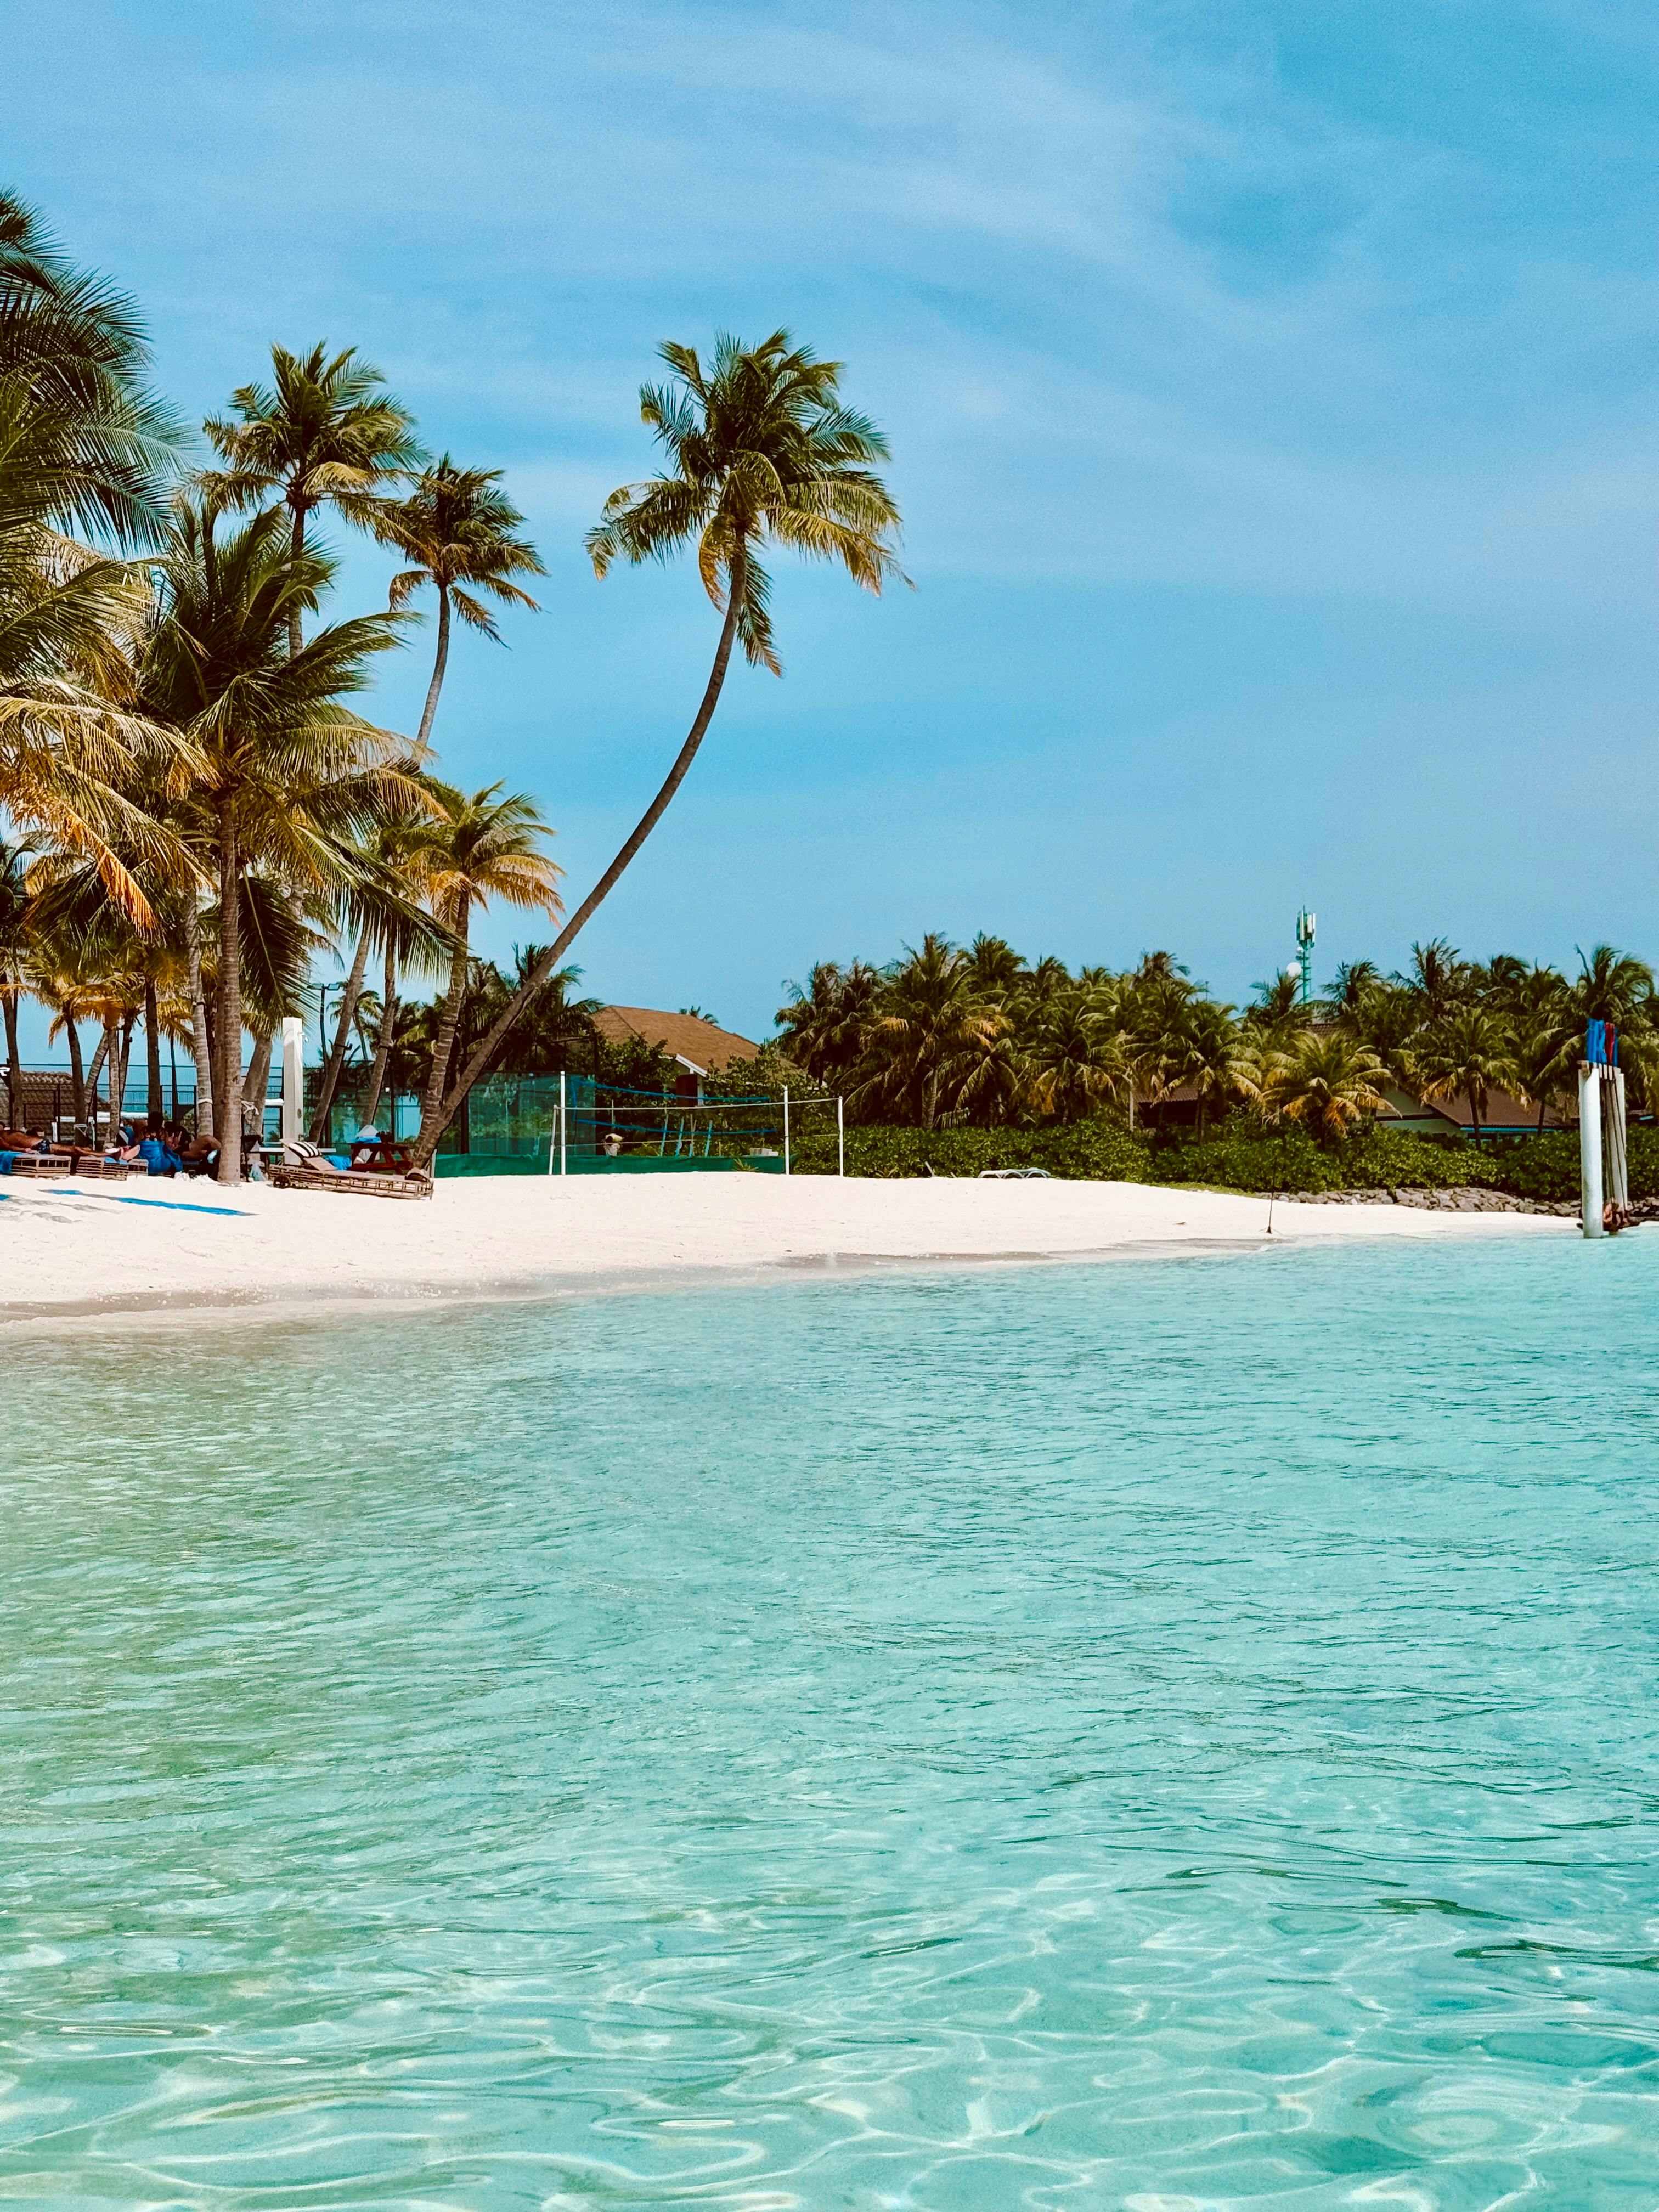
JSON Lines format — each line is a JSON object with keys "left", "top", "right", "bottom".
{"left": 1328, "top": 958, "right": 1381, "bottom": 1013}
{"left": 854, "top": 935, "right": 1004, "bottom": 1130}
{"left": 965, "top": 934, "right": 1028, "bottom": 1000}
{"left": 1497, "top": 967, "right": 1572, "bottom": 1132}
{"left": 204, "top": 343, "right": 421, "bottom": 656}
{"left": 26, "top": 935, "right": 98, "bottom": 1125}
{"left": 1411, "top": 1006, "right": 1519, "bottom": 1141}
{"left": 0, "top": 836, "right": 29, "bottom": 1120}
{"left": 139, "top": 499, "right": 410, "bottom": 1180}
{"left": 1024, "top": 987, "right": 1125, "bottom": 1121}
{"left": 1397, "top": 938, "right": 1472, "bottom": 1024}
{"left": 1169, "top": 1000, "right": 1260, "bottom": 1138}
{"left": 373, "top": 458, "right": 544, "bottom": 755}
{"left": 407, "top": 328, "right": 903, "bottom": 1170}
{"left": 1266, "top": 1032, "right": 1390, "bottom": 1145}
{"left": 1564, "top": 945, "right": 1653, "bottom": 1031}
{"left": 413, "top": 782, "right": 562, "bottom": 1154}
{"left": 0, "top": 189, "right": 179, "bottom": 543}
{"left": 1243, "top": 969, "right": 1313, "bottom": 1047}
{"left": 0, "top": 193, "right": 191, "bottom": 926}
{"left": 775, "top": 959, "right": 883, "bottom": 1083}
{"left": 308, "top": 813, "right": 444, "bottom": 1140}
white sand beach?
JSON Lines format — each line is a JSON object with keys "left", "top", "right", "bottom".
{"left": 0, "top": 1171, "right": 1572, "bottom": 1323}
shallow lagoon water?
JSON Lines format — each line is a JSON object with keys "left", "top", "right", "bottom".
{"left": 4, "top": 1234, "right": 1659, "bottom": 2208}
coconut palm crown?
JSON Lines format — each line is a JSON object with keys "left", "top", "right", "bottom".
{"left": 374, "top": 458, "right": 545, "bottom": 753}
{"left": 587, "top": 328, "right": 905, "bottom": 674}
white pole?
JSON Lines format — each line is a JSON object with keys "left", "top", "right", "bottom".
{"left": 837, "top": 1094, "right": 845, "bottom": 1179}
{"left": 560, "top": 1069, "right": 567, "bottom": 1177}
{"left": 1607, "top": 1066, "right": 1628, "bottom": 1210}
{"left": 280, "top": 1017, "right": 303, "bottom": 1148}
{"left": 783, "top": 1087, "right": 791, "bottom": 1176}
{"left": 1579, "top": 1062, "right": 1603, "bottom": 1238}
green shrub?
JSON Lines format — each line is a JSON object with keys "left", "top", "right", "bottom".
{"left": 791, "top": 1113, "right": 1641, "bottom": 1202}
{"left": 789, "top": 1121, "right": 1152, "bottom": 1181}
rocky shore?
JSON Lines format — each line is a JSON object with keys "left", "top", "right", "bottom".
{"left": 1291, "top": 1187, "right": 1626, "bottom": 1218}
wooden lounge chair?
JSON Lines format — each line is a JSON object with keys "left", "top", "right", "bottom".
{"left": 75, "top": 1154, "right": 143, "bottom": 1179}
{"left": 3, "top": 1149, "right": 72, "bottom": 1177}
{"left": 266, "top": 1138, "right": 432, "bottom": 1200}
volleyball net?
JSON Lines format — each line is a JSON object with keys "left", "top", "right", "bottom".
{"left": 517, "top": 1070, "right": 845, "bottom": 1177}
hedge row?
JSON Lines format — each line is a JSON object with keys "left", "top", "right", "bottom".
{"left": 788, "top": 1121, "right": 1659, "bottom": 1202}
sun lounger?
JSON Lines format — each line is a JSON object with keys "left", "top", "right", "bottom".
{"left": 264, "top": 1137, "right": 431, "bottom": 1198}
{"left": 266, "top": 1160, "right": 432, "bottom": 1199}
{"left": 4, "top": 1150, "right": 73, "bottom": 1177}
{"left": 75, "top": 1155, "right": 143, "bottom": 1179}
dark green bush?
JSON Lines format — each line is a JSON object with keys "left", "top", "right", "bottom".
{"left": 789, "top": 1122, "right": 1152, "bottom": 1182}
{"left": 791, "top": 1112, "right": 1647, "bottom": 1202}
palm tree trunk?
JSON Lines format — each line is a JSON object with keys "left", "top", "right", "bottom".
{"left": 414, "top": 586, "right": 450, "bottom": 757}
{"left": 184, "top": 898, "right": 213, "bottom": 1134}
{"left": 2, "top": 988, "right": 21, "bottom": 1126}
{"left": 144, "top": 978, "right": 163, "bottom": 1121}
{"left": 416, "top": 901, "right": 471, "bottom": 1155}
{"left": 65, "top": 1017, "right": 85, "bottom": 1127}
{"left": 287, "top": 501, "right": 306, "bottom": 661}
{"left": 87, "top": 1029, "right": 110, "bottom": 1130}
{"left": 111, "top": 1014, "right": 136, "bottom": 1138}
{"left": 408, "top": 552, "right": 748, "bottom": 1171}
{"left": 242, "top": 1030, "right": 274, "bottom": 1128}
{"left": 361, "top": 943, "right": 398, "bottom": 1127}
{"left": 214, "top": 806, "right": 242, "bottom": 1184}
{"left": 311, "top": 930, "right": 373, "bottom": 1140}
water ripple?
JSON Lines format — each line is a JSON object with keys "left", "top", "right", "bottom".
{"left": 3, "top": 1237, "right": 1659, "bottom": 2205}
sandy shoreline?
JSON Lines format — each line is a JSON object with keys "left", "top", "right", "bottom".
{"left": 0, "top": 1170, "right": 1572, "bottom": 1327}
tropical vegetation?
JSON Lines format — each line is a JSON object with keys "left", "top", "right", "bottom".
{"left": 0, "top": 189, "right": 901, "bottom": 1184}
{"left": 4, "top": 184, "right": 1652, "bottom": 1200}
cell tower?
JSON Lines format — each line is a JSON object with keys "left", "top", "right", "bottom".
{"left": 1294, "top": 908, "right": 1316, "bottom": 1005}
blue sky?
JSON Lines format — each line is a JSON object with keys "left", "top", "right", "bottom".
{"left": 9, "top": 0, "right": 1659, "bottom": 1050}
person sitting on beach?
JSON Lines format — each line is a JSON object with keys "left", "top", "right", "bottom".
{"left": 137, "top": 1119, "right": 183, "bottom": 1176}
{"left": 178, "top": 1130, "right": 220, "bottom": 1177}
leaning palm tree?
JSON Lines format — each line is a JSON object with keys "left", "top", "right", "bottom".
{"left": 406, "top": 328, "right": 903, "bottom": 1170}
{"left": 204, "top": 344, "right": 421, "bottom": 656}
{"left": 413, "top": 781, "right": 562, "bottom": 1155}
{"left": 373, "top": 458, "right": 544, "bottom": 754}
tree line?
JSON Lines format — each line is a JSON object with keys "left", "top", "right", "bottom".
{"left": 775, "top": 935, "right": 1656, "bottom": 1143}
{"left": 0, "top": 188, "right": 902, "bottom": 1182}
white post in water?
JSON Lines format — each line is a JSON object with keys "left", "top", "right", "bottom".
{"left": 837, "top": 1094, "right": 845, "bottom": 1179}
{"left": 560, "top": 1069, "right": 567, "bottom": 1177}
{"left": 1579, "top": 1062, "right": 1603, "bottom": 1238}
{"left": 1607, "top": 1065, "right": 1629, "bottom": 1212}
{"left": 783, "top": 1087, "right": 791, "bottom": 1176}
{"left": 280, "top": 1017, "right": 303, "bottom": 1148}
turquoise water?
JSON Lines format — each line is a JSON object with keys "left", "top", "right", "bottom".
{"left": 4, "top": 1237, "right": 1659, "bottom": 2208}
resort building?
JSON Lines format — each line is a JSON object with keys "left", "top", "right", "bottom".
{"left": 592, "top": 1007, "right": 758, "bottom": 1100}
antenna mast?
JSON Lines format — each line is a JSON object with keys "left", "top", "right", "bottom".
{"left": 1294, "top": 909, "right": 1316, "bottom": 1005}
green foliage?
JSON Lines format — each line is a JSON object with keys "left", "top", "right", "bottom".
{"left": 789, "top": 1118, "right": 1152, "bottom": 1181}
{"left": 787, "top": 1111, "right": 1625, "bottom": 1199}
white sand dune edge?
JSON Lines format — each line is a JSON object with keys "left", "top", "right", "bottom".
{"left": 0, "top": 1171, "right": 1571, "bottom": 1324}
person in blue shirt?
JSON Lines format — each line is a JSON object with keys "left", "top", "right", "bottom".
{"left": 136, "top": 1119, "right": 183, "bottom": 1176}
